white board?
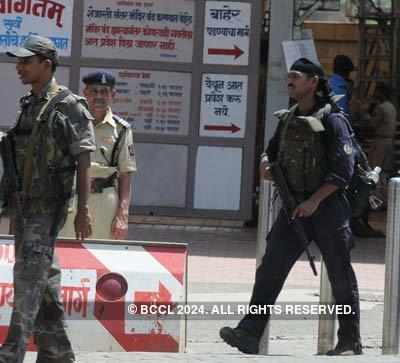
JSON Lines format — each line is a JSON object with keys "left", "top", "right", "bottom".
{"left": 82, "top": 0, "right": 194, "bottom": 63}
{"left": 200, "top": 73, "right": 248, "bottom": 138}
{"left": 282, "top": 39, "right": 319, "bottom": 71}
{"left": 132, "top": 143, "right": 188, "bottom": 207}
{"left": 203, "top": 1, "right": 250, "bottom": 65}
{"left": 0, "top": 0, "right": 74, "bottom": 56}
{"left": 80, "top": 68, "right": 191, "bottom": 136}
{"left": 0, "top": 63, "right": 70, "bottom": 128}
{"left": 194, "top": 146, "right": 242, "bottom": 210}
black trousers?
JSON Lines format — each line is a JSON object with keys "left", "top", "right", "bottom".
{"left": 238, "top": 193, "right": 360, "bottom": 343}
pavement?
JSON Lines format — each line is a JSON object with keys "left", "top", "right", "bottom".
{"left": 4, "top": 211, "right": 398, "bottom": 362}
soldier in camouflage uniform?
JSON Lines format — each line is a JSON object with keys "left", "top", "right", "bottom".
{"left": 220, "top": 58, "right": 362, "bottom": 356}
{"left": 0, "top": 36, "right": 95, "bottom": 363}
{"left": 60, "top": 72, "right": 136, "bottom": 240}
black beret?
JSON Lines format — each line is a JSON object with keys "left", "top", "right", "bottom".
{"left": 290, "top": 58, "right": 325, "bottom": 78}
{"left": 82, "top": 72, "right": 116, "bottom": 87}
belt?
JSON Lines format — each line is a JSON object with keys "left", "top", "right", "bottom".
{"left": 90, "top": 174, "right": 117, "bottom": 193}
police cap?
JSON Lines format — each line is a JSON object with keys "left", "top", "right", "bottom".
{"left": 82, "top": 72, "right": 116, "bottom": 88}
{"left": 290, "top": 58, "right": 325, "bottom": 78}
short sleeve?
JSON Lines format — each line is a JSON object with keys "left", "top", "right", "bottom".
{"left": 58, "top": 97, "right": 96, "bottom": 157}
{"left": 117, "top": 127, "right": 137, "bottom": 173}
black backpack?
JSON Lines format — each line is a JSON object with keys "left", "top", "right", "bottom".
{"left": 337, "top": 113, "right": 380, "bottom": 217}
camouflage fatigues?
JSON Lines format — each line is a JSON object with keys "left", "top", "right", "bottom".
{"left": 60, "top": 108, "right": 136, "bottom": 239}
{"left": 0, "top": 79, "right": 95, "bottom": 363}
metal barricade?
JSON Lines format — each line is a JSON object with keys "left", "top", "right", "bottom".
{"left": 383, "top": 177, "right": 400, "bottom": 354}
{"left": 256, "top": 179, "right": 280, "bottom": 354}
{"left": 317, "top": 263, "right": 335, "bottom": 354}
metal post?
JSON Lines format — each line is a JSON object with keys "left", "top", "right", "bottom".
{"left": 382, "top": 177, "right": 400, "bottom": 354}
{"left": 259, "top": 0, "right": 294, "bottom": 354}
{"left": 256, "top": 180, "right": 280, "bottom": 267}
{"left": 317, "top": 262, "right": 335, "bottom": 354}
{"left": 256, "top": 179, "right": 280, "bottom": 355}
{"left": 263, "top": 0, "right": 294, "bottom": 146}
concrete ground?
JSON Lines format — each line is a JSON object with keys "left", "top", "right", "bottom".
{"left": 6, "top": 210, "right": 397, "bottom": 362}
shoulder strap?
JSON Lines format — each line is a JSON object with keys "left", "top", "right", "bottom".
{"left": 110, "top": 115, "right": 130, "bottom": 167}
{"left": 36, "top": 89, "right": 72, "bottom": 122}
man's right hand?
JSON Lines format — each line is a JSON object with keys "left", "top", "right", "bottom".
{"left": 259, "top": 159, "right": 273, "bottom": 181}
{"left": 74, "top": 207, "right": 92, "bottom": 240}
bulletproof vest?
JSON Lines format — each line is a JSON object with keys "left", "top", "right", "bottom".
{"left": 276, "top": 105, "right": 329, "bottom": 198}
{"left": 12, "top": 89, "right": 79, "bottom": 204}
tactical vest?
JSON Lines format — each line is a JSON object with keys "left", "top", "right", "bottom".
{"left": 11, "top": 90, "right": 85, "bottom": 205}
{"left": 276, "top": 105, "right": 329, "bottom": 198}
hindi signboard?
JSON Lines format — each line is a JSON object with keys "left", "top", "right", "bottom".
{"left": 82, "top": 0, "right": 194, "bottom": 63}
{"left": 200, "top": 73, "right": 248, "bottom": 138}
{"left": 203, "top": 1, "right": 251, "bottom": 66}
{"left": 0, "top": 0, "right": 74, "bottom": 56}
{"left": 81, "top": 68, "right": 191, "bottom": 136}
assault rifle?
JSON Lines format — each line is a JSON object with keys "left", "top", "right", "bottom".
{"left": 269, "top": 162, "right": 318, "bottom": 276}
{"left": 0, "top": 132, "right": 21, "bottom": 216}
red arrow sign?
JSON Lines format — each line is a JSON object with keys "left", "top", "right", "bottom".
{"left": 134, "top": 282, "right": 172, "bottom": 304}
{"left": 208, "top": 45, "right": 244, "bottom": 59}
{"left": 204, "top": 123, "right": 241, "bottom": 134}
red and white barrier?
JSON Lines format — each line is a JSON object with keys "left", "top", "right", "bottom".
{"left": 0, "top": 236, "right": 187, "bottom": 352}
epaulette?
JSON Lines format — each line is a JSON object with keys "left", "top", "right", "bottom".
{"left": 112, "top": 115, "right": 130, "bottom": 129}
{"left": 314, "top": 103, "right": 332, "bottom": 120}
{"left": 273, "top": 109, "right": 290, "bottom": 119}
{"left": 274, "top": 104, "right": 298, "bottom": 121}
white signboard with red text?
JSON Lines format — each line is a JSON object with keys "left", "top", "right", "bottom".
{"left": 203, "top": 1, "right": 251, "bottom": 66}
{"left": 200, "top": 73, "right": 248, "bottom": 138}
{"left": 0, "top": 236, "right": 187, "bottom": 352}
{"left": 0, "top": 0, "right": 74, "bottom": 56}
{"left": 80, "top": 67, "right": 191, "bottom": 136}
{"left": 82, "top": 0, "right": 194, "bottom": 62}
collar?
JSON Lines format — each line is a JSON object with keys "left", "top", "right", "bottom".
{"left": 34, "top": 77, "right": 59, "bottom": 101}
{"left": 95, "top": 108, "right": 116, "bottom": 128}
{"left": 330, "top": 73, "right": 346, "bottom": 83}
{"left": 20, "top": 77, "right": 59, "bottom": 107}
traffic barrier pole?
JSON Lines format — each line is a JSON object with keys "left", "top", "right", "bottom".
{"left": 383, "top": 177, "right": 400, "bottom": 354}
{"left": 257, "top": 179, "right": 280, "bottom": 354}
{"left": 317, "top": 262, "right": 335, "bottom": 354}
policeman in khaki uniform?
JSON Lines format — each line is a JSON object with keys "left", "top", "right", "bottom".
{"left": 60, "top": 72, "right": 136, "bottom": 240}
{"left": 0, "top": 35, "right": 95, "bottom": 363}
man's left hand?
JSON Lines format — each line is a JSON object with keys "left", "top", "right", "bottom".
{"left": 111, "top": 208, "right": 129, "bottom": 240}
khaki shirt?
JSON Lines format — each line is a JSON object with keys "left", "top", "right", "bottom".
{"left": 91, "top": 108, "right": 136, "bottom": 176}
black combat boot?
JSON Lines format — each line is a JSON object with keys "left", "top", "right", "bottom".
{"left": 219, "top": 326, "right": 259, "bottom": 354}
{"left": 326, "top": 340, "right": 363, "bottom": 356}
